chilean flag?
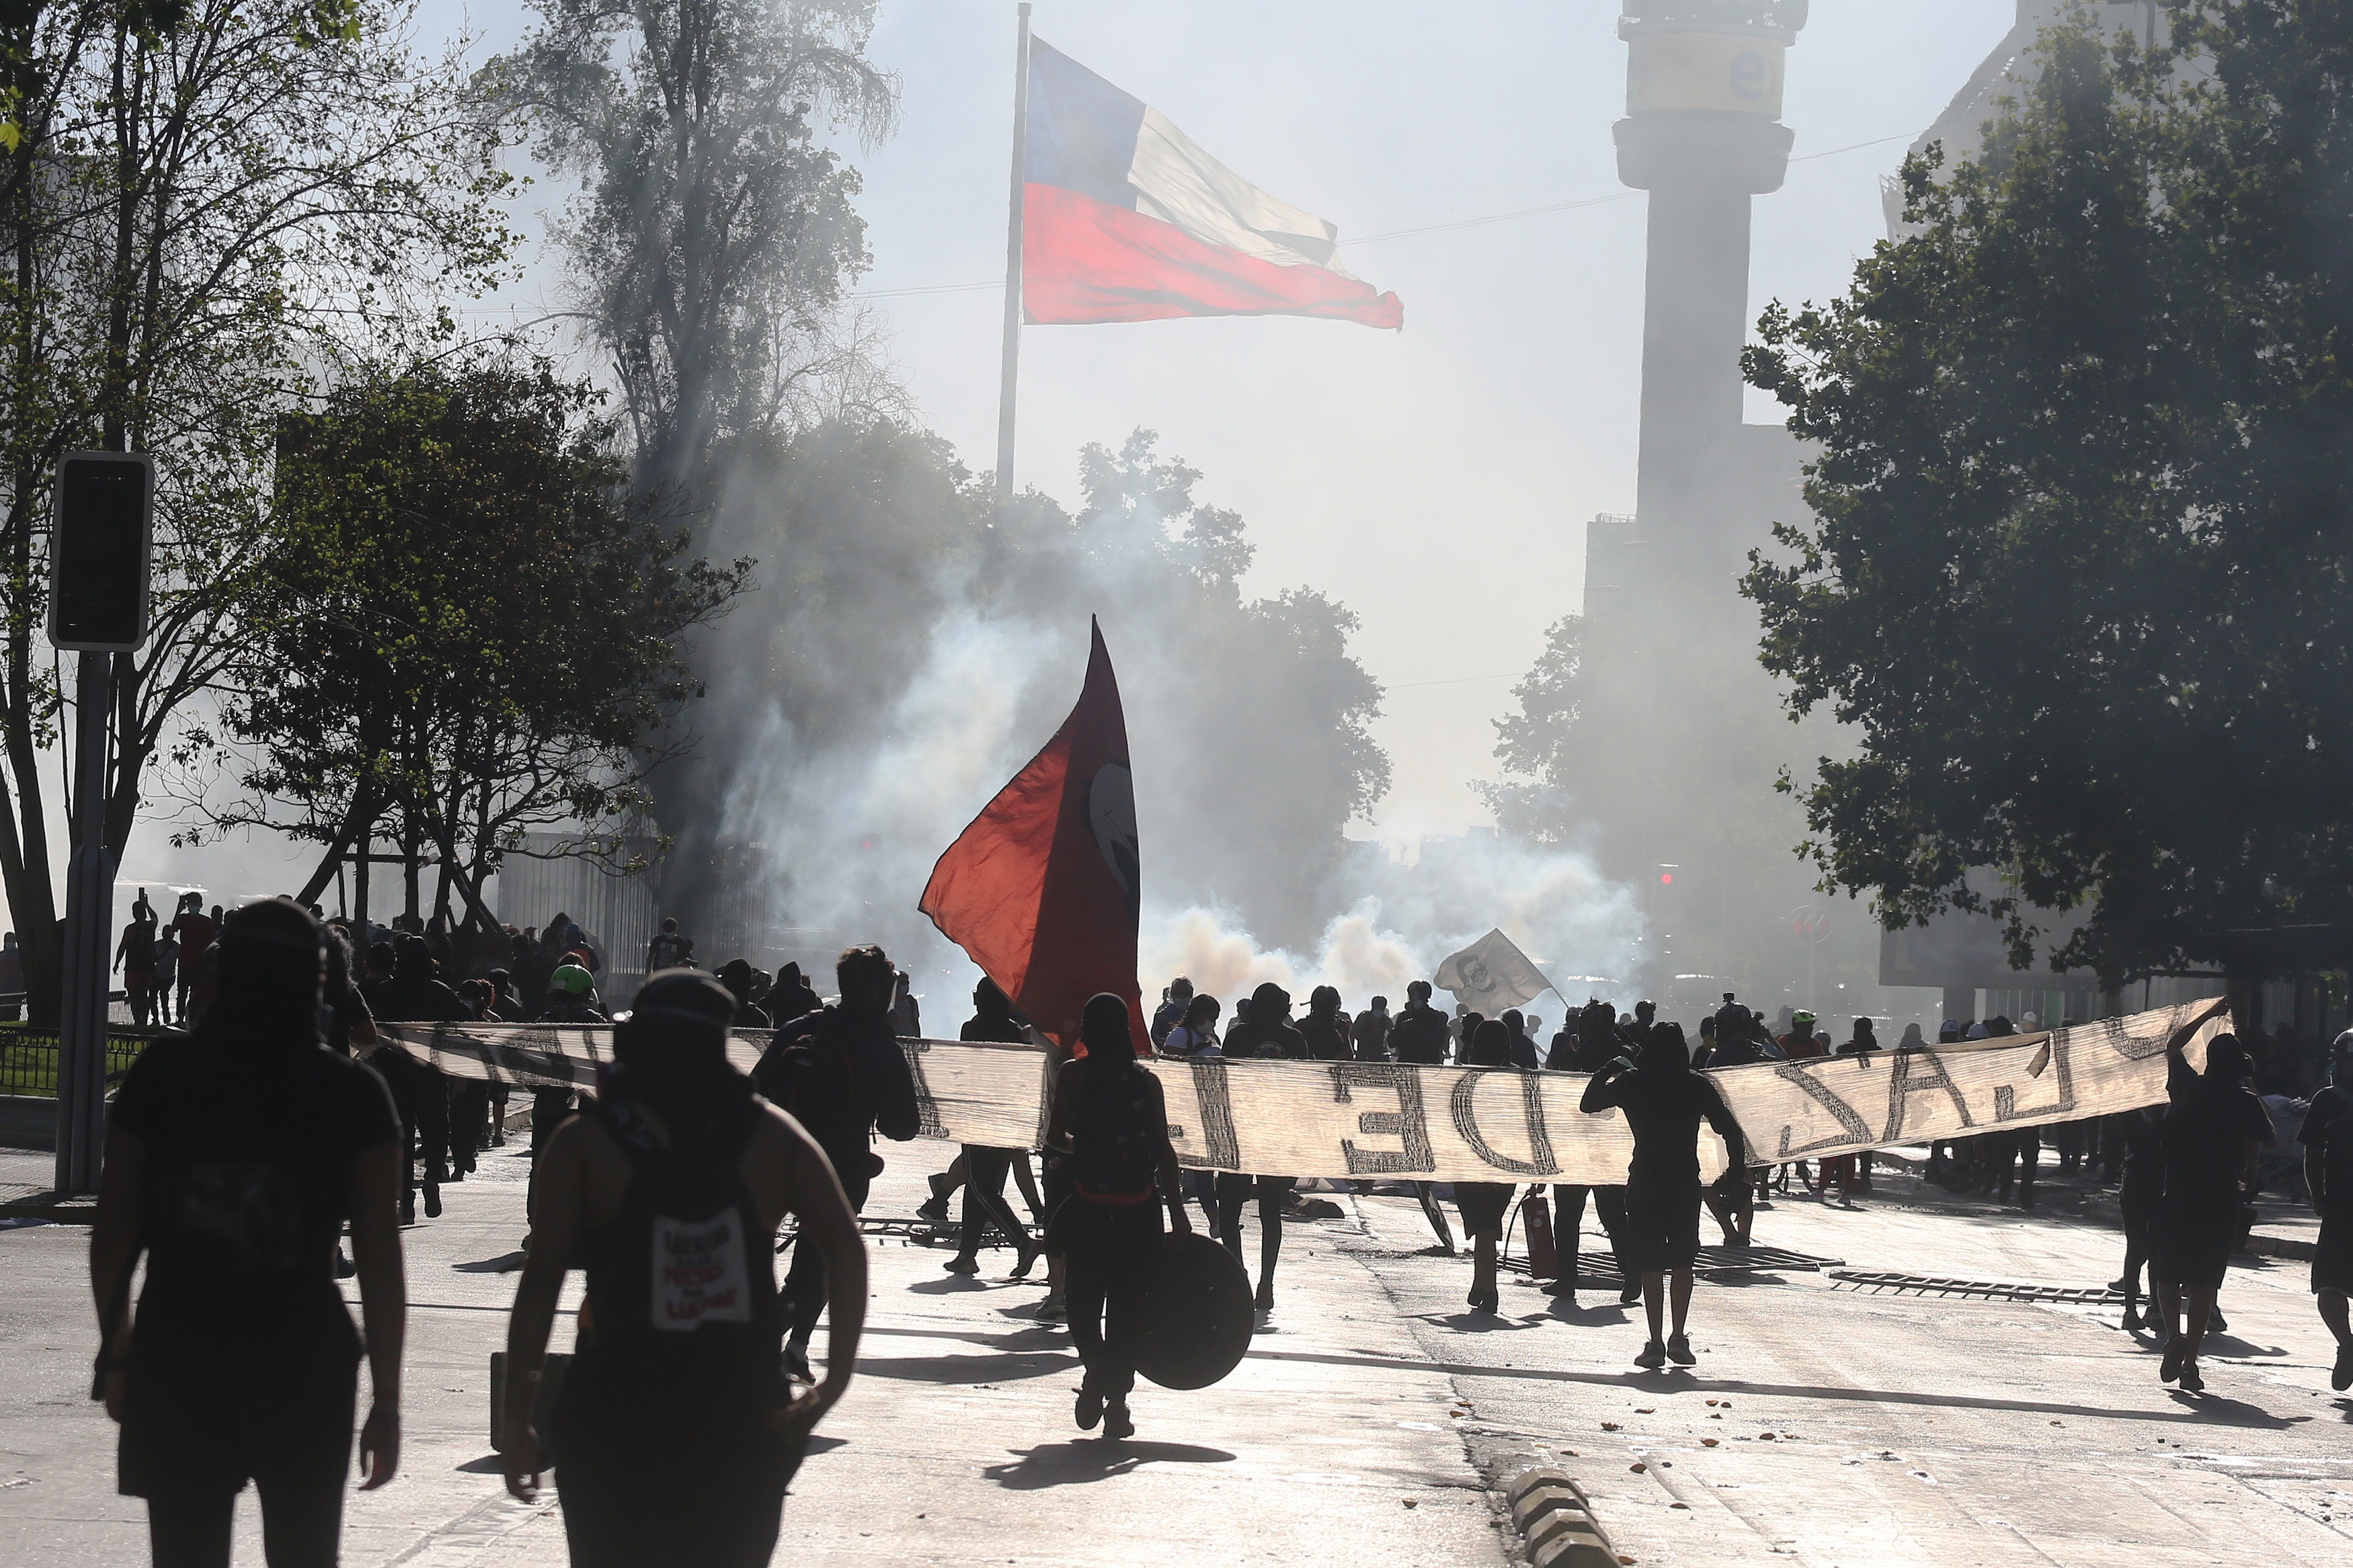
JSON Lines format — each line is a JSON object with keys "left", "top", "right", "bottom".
{"left": 1023, "top": 40, "right": 1402, "bottom": 329}
{"left": 919, "top": 619, "right": 1150, "bottom": 1057}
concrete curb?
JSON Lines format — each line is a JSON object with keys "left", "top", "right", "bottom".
{"left": 1501, "top": 1464, "right": 1626, "bottom": 1567}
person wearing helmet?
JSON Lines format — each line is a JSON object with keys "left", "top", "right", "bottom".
{"left": 1218, "top": 981, "right": 1304, "bottom": 1311}
{"left": 2299, "top": 1030, "right": 2353, "bottom": 1391}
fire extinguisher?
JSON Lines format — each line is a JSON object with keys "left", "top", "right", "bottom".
{"left": 1521, "top": 1186, "right": 1558, "bottom": 1280}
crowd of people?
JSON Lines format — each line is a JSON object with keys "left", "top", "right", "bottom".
{"left": 75, "top": 899, "right": 2353, "bottom": 1568}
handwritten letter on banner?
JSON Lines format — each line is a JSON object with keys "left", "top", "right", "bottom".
{"left": 381, "top": 1000, "right": 2222, "bottom": 1186}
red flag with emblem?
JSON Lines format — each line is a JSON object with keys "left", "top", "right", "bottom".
{"left": 919, "top": 618, "right": 1146, "bottom": 1055}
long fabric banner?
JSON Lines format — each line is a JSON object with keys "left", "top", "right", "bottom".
{"left": 378, "top": 1001, "right": 2221, "bottom": 1185}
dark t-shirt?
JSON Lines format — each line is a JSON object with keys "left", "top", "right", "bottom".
{"left": 1392, "top": 1005, "right": 1451, "bottom": 1065}
{"left": 327, "top": 985, "right": 373, "bottom": 1057}
{"left": 1581, "top": 1064, "right": 1747, "bottom": 1185}
{"left": 752, "top": 1006, "right": 921, "bottom": 1184}
{"left": 2163, "top": 1054, "right": 2272, "bottom": 1211}
{"left": 1300, "top": 1012, "right": 1350, "bottom": 1062}
{"left": 366, "top": 974, "right": 469, "bottom": 1025}
{"left": 2299, "top": 1084, "right": 2353, "bottom": 1213}
{"left": 1223, "top": 1020, "right": 1306, "bottom": 1061}
{"left": 113, "top": 1030, "right": 399, "bottom": 1344}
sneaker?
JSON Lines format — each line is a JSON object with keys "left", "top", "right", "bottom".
{"left": 2333, "top": 1342, "right": 2353, "bottom": 1393}
{"left": 423, "top": 1182, "right": 442, "bottom": 1220}
{"left": 2178, "top": 1362, "right": 2204, "bottom": 1393}
{"left": 784, "top": 1344, "right": 813, "bottom": 1385}
{"left": 916, "top": 1194, "right": 951, "bottom": 1226}
{"left": 1635, "top": 1340, "right": 1667, "bottom": 1370}
{"left": 1074, "top": 1388, "right": 1103, "bottom": 1431}
{"left": 1010, "top": 1242, "right": 1042, "bottom": 1281}
{"left": 1035, "top": 1294, "right": 1068, "bottom": 1322}
{"left": 2208, "top": 1308, "right": 2228, "bottom": 1333}
{"left": 335, "top": 1247, "right": 356, "bottom": 1280}
{"left": 943, "top": 1255, "right": 980, "bottom": 1275}
{"left": 1667, "top": 1333, "right": 1696, "bottom": 1366}
{"left": 401, "top": 1192, "right": 417, "bottom": 1225}
{"left": 1619, "top": 1282, "right": 1644, "bottom": 1307}
{"left": 1103, "top": 1400, "right": 1135, "bottom": 1441}
{"left": 2159, "top": 1338, "right": 2185, "bottom": 1383}
{"left": 1254, "top": 1282, "right": 1275, "bottom": 1313}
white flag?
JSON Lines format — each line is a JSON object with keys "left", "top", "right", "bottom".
{"left": 1433, "top": 928, "right": 1554, "bottom": 1013}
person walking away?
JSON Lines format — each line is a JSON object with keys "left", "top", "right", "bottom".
{"left": 943, "top": 979, "right": 1044, "bottom": 1280}
{"left": 1044, "top": 993, "right": 1193, "bottom": 1441}
{"left": 2298, "top": 1030, "right": 2353, "bottom": 1390}
{"left": 645, "top": 917, "right": 694, "bottom": 975}
{"left": 1550, "top": 999, "right": 1645, "bottom": 1305}
{"left": 770, "top": 963, "right": 820, "bottom": 1024}
{"left": 1158, "top": 994, "right": 1226, "bottom": 1229}
{"left": 1390, "top": 981, "right": 1457, "bottom": 1252}
{"left": 90, "top": 899, "right": 406, "bottom": 1567}
{"left": 754, "top": 945, "right": 920, "bottom": 1383}
{"left": 889, "top": 968, "right": 921, "bottom": 1038}
{"left": 1351, "top": 995, "right": 1392, "bottom": 1061}
{"left": 1150, "top": 977, "right": 1193, "bottom": 1048}
{"left": 502, "top": 972, "right": 866, "bottom": 1567}
{"left": 1455, "top": 1020, "right": 1523, "bottom": 1313}
{"left": 147, "top": 930, "right": 180, "bottom": 1028}
{"left": 172, "top": 893, "right": 217, "bottom": 1025}
{"left": 366, "top": 935, "right": 469, "bottom": 1223}
{"left": 1300, "top": 985, "right": 1350, "bottom": 1061}
{"left": 1218, "top": 981, "right": 1304, "bottom": 1311}
{"left": 1694, "top": 1001, "right": 1768, "bottom": 1247}
{"left": 2155, "top": 1001, "right": 2269, "bottom": 1391}
{"left": 116, "top": 904, "right": 157, "bottom": 1029}
{"left": 1814, "top": 1018, "right": 1880, "bottom": 1204}
{"left": 522, "top": 966, "right": 608, "bottom": 1251}
{"left": 2112, "top": 1104, "right": 2166, "bottom": 1329}
{"left": 716, "top": 959, "right": 770, "bottom": 1028}
{"left": 1581, "top": 1020, "right": 1748, "bottom": 1368}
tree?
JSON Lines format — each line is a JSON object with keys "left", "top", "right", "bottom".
{"left": 206, "top": 358, "right": 750, "bottom": 930}
{"left": 1741, "top": 3, "right": 2353, "bottom": 987}
{"left": 493, "top": 0, "right": 893, "bottom": 492}
{"left": 0, "top": 0, "right": 514, "bottom": 1019}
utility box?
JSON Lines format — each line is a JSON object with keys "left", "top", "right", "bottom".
{"left": 49, "top": 451, "right": 154, "bottom": 652}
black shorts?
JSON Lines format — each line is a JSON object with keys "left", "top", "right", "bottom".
{"left": 1620, "top": 1176, "right": 1704, "bottom": 1274}
{"left": 1453, "top": 1182, "right": 1512, "bottom": 1241}
{"left": 2315, "top": 1206, "right": 2352, "bottom": 1296}
{"left": 2156, "top": 1200, "right": 2239, "bottom": 1291}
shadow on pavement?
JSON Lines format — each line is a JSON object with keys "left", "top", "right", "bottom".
{"left": 854, "top": 1349, "right": 1074, "bottom": 1385}
{"left": 452, "top": 1251, "right": 526, "bottom": 1273}
{"left": 983, "top": 1440, "right": 1236, "bottom": 1489}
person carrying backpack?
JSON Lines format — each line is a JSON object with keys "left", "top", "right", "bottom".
{"left": 501, "top": 971, "right": 866, "bottom": 1566}
{"left": 90, "top": 899, "right": 407, "bottom": 1568}
{"left": 1044, "top": 993, "right": 1192, "bottom": 1441}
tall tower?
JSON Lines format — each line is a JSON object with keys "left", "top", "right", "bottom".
{"left": 1615, "top": 0, "right": 1804, "bottom": 582}
{"left": 1560, "top": 2, "right": 1817, "bottom": 1008}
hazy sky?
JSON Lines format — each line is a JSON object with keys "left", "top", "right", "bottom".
{"left": 108, "top": 0, "right": 2025, "bottom": 913}
{"left": 802, "top": 0, "right": 2019, "bottom": 850}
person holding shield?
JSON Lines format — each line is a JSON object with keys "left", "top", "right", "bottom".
{"left": 1045, "top": 993, "right": 1193, "bottom": 1441}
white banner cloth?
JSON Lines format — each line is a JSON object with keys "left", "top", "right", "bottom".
{"left": 378, "top": 1001, "right": 2221, "bottom": 1186}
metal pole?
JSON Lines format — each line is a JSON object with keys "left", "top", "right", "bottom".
{"left": 55, "top": 650, "right": 113, "bottom": 1194}
{"left": 993, "top": 2, "right": 1033, "bottom": 505}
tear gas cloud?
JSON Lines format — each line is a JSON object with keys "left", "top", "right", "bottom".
{"left": 688, "top": 421, "right": 1646, "bottom": 1020}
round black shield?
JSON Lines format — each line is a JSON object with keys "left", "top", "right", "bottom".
{"left": 1131, "top": 1231, "right": 1257, "bottom": 1391}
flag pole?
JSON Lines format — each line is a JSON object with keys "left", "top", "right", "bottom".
{"left": 994, "top": 3, "right": 1033, "bottom": 505}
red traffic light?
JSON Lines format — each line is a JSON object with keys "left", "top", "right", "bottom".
{"left": 1659, "top": 872, "right": 1675, "bottom": 885}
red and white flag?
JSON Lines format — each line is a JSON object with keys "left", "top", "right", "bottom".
{"left": 1022, "top": 40, "right": 1402, "bottom": 329}
{"left": 919, "top": 619, "right": 1148, "bottom": 1056}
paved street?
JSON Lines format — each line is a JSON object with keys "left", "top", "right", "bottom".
{"left": 3, "top": 1138, "right": 2349, "bottom": 1567}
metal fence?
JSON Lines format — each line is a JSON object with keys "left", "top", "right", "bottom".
{"left": 0, "top": 1027, "right": 158, "bottom": 1098}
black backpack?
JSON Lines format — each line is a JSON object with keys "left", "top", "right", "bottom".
{"left": 1070, "top": 1060, "right": 1161, "bottom": 1196}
